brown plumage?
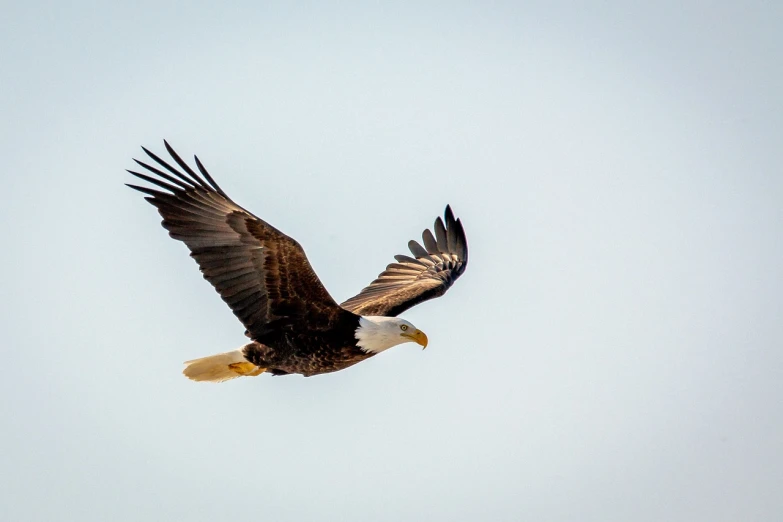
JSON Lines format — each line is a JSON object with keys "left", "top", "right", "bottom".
{"left": 127, "top": 141, "right": 468, "bottom": 379}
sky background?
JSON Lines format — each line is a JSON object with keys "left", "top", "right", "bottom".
{"left": 2, "top": 1, "right": 781, "bottom": 521}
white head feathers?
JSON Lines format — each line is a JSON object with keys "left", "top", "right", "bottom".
{"left": 355, "top": 316, "right": 429, "bottom": 354}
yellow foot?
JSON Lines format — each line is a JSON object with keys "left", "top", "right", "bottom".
{"left": 228, "top": 362, "right": 266, "bottom": 377}
{"left": 246, "top": 366, "right": 266, "bottom": 377}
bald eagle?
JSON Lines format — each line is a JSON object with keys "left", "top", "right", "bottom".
{"left": 127, "top": 142, "right": 468, "bottom": 381}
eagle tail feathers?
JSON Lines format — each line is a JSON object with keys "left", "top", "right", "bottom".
{"left": 182, "top": 348, "right": 265, "bottom": 382}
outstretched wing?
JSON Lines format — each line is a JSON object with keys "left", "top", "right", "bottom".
{"left": 341, "top": 206, "right": 468, "bottom": 317}
{"left": 126, "top": 141, "right": 353, "bottom": 340}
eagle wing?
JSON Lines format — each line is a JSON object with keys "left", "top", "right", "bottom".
{"left": 340, "top": 206, "right": 468, "bottom": 317}
{"left": 127, "top": 141, "right": 353, "bottom": 340}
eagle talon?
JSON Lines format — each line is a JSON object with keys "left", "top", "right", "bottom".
{"left": 228, "top": 362, "right": 264, "bottom": 376}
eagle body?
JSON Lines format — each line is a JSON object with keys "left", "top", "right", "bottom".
{"left": 243, "top": 339, "right": 370, "bottom": 377}
{"left": 127, "top": 142, "right": 468, "bottom": 381}
{"left": 242, "top": 316, "right": 370, "bottom": 376}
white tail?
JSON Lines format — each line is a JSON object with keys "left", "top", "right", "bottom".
{"left": 182, "top": 348, "right": 265, "bottom": 383}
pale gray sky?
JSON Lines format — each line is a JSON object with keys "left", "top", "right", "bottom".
{"left": 2, "top": 2, "right": 781, "bottom": 521}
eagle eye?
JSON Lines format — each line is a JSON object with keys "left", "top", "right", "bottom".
{"left": 400, "top": 325, "right": 408, "bottom": 331}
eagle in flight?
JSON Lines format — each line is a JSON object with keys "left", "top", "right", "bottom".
{"left": 127, "top": 142, "right": 468, "bottom": 381}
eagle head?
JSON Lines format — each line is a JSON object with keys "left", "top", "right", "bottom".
{"left": 355, "top": 316, "right": 429, "bottom": 354}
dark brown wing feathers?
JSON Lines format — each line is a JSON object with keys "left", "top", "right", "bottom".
{"left": 340, "top": 205, "right": 468, "bottom": 317}
{"left": 127, "top": 142, "right": 352, "bottom": 340}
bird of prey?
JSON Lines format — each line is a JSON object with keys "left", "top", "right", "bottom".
{"left": 126, "top": 142, "right": 468, "bottom": 381}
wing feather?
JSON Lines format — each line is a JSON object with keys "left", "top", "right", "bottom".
{"left": 407, "top": 240, "right": 430, "bottom": 260}
{"left": 422, "top": 229, "right": 439, "bottom": 254}
{"left": 393, "top": 254, "right": 426, "bottom": 266}
{"left": 434, "top": 217, "right": 448, "bottom": 251}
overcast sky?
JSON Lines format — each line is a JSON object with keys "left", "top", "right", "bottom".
{"left": 2, "top": 2, "right": 781, "bottom": 521}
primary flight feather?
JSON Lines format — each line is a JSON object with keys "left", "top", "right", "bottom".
{"left": 127, "top": 141, "right": 468, "bottom": 381}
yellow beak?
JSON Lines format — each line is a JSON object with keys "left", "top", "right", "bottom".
{"left": 402, "top": 329, "right": 429, "bottom": 349}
